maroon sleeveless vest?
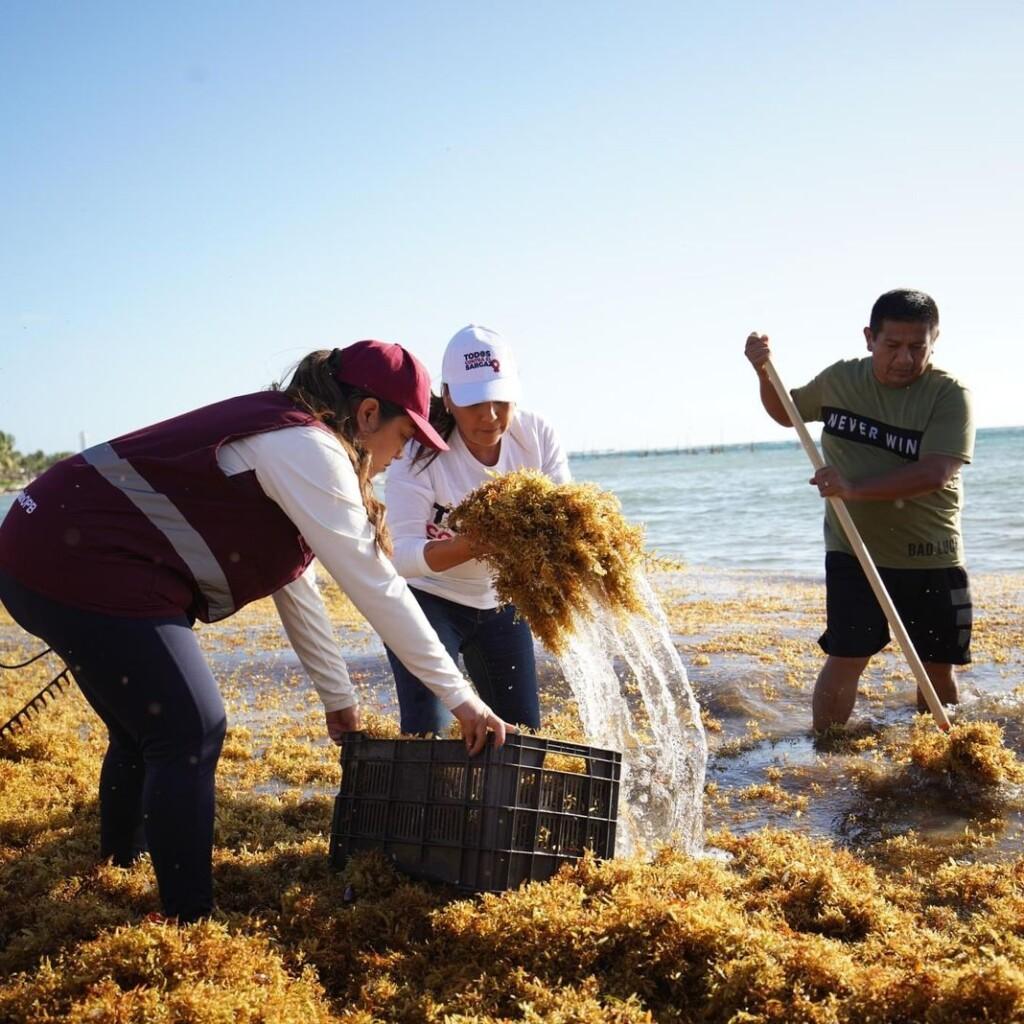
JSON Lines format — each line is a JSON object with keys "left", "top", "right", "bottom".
{"left": 0, "top": 393, "right": 330, "bottom": 622}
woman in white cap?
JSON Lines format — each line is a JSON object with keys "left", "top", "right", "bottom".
{"left": 384, "top": 325, "right": 570, "bottom": 733}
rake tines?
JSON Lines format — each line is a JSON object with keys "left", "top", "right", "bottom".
{"left": 0, "top": 669, "right": 71, "bottom": 738}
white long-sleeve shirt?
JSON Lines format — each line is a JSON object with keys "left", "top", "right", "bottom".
{"left": 216, "top": 425, "right": 477, "bottom": 714}
{"left": 384, "top": 409, "right": 570, "bottom": 609}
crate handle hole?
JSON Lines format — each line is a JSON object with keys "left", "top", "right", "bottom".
{"left": 543, "top": 752, "right": 588, "bottom": 775}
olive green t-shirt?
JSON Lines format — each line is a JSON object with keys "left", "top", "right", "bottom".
{"left": 791, "top": 358, "right": 974, "bottom": 569}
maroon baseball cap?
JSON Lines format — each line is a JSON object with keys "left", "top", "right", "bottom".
{"left": 333, "top": 340, "right": 449, "bottom": 452}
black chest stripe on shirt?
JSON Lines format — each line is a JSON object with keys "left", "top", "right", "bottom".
{"left": 821, "top": 406, "right": 923, "bottom": 461}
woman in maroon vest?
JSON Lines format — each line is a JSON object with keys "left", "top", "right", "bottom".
{"left": 0, "top": 341, "right": 511, "bottom": 923}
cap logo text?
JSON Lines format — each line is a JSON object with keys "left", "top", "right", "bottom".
{"left": 463, "top": 350, "right": 501, "bottom": 373}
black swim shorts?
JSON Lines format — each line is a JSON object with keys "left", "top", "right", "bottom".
{"left": 818, "top": 551, "right": 972, "bottom": 664}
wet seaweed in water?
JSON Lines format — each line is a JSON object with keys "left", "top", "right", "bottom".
{"left": 449, "top": 469, "right": 647, "bottom": 654}
{"left": 909, "top": 717, "right": 1024, "bottom": 786}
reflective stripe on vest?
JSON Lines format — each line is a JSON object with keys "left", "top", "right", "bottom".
{"left": 82, "top": 442, "right": 236, "bottom": 619}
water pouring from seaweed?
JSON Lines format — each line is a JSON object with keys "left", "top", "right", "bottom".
{"left": 449, "top": 469, "right": 708, "bottom": 856}
{"left": 555, "top": 573, "right": 707, "bottom": 855}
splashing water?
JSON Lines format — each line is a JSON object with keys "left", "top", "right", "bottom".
{"left": 555, "top": 572, "right": 708, "bottom": 855}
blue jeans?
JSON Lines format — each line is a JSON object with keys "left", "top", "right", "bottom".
{"left": 386, "top": 587, "right": 540, "bottom": 734}
{"left": 0, "top": 571, "right": 226, "bottom": 923}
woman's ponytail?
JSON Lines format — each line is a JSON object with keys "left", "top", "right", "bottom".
{"left": 275, "top": 350, "right": 394, "bottom": 556}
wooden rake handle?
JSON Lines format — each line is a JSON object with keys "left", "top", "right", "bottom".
{"left": 761, "top": 358, "right": 951, "bottom": 732}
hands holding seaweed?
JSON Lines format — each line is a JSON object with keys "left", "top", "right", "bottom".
{"left": 423, "top": 533, "right": 493, "bottom": 572}
{"left": 448, "top": 470, "right": 645, "bottom": 654}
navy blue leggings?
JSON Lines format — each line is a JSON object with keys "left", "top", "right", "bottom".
{"left": 386, "top": 587, "right": 540, "bottom": 734}
{"left": 0, "top": 572, "right": 226, "bottom": 922}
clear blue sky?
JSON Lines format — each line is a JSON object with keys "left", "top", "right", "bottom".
{"left": 2, "top": 1, "right": 1022, "bottom": 455}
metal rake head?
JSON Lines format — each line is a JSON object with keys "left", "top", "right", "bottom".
{"left": 0, "top": 670, "right": 70, "bottom": 738}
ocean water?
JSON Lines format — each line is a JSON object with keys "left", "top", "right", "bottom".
{"left": 1, "top": 425, "right": 1020, "bottom": 574}
{"left": 568, "top": 425, "right": 1024, "bottom": 576}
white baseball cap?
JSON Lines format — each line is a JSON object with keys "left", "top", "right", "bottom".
{"left": 441, "top": 325, "right": 521, "bottom": 407}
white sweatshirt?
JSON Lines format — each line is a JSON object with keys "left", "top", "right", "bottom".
{"left": 217, "top": 426, "right": 478, "bottom": 714}
{"left": 385, "top": 409, "right": 570, "bottom": 609}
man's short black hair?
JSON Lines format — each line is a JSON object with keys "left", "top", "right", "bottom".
{"left": 869, "top": 289, "right": 939, "bottom": 335}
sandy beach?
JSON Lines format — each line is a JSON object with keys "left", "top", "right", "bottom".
{"left": 3, "top": 565, "right": 1024, "bottom": 1021}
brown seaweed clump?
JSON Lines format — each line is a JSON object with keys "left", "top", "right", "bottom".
{"left": 909, "top": 717, "right": 1024, "bottom": 786}
{"left": 448, "top": 469, "right": 646, "bottom": 654}
{"left": 8, "top": 590, "right": 1024, "bottom": 1023}
{"left": 0, "top": 920, "right": 334, "bottom": 1023}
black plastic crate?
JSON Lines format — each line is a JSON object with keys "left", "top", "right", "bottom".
{"left": 329, "top": 733, "right": 621, "bottom": 892}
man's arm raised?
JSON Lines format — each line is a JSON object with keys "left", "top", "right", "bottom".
{"left": 744, "top": 332, "right": 792, "bottom": 427}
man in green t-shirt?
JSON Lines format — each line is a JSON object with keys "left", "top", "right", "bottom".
{"left": 744, "top": 289, "right": 974, "bottom": 731}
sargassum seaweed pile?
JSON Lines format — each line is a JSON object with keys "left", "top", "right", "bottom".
{"left": 448, "top": 469, "right": 647, "bottom": 654}
{"left": 909, "top": 717, "right": 1024, "bottom": 786}
{"left": 5, "top": 598, "right": 1024, "bottom": 1022}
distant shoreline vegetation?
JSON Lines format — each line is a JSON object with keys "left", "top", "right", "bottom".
{"left": 0, "top": 432, "right": 71, "bottom": 492}
{"left": 568, "top": 424, "right": 1020, "bottom": 462}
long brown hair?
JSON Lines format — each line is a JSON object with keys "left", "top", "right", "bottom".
{"left": 410, "top": 389, "right": 457, "bottom": 471}
{"left": 274, "top": 349, "right": 404, "bottom": 555}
